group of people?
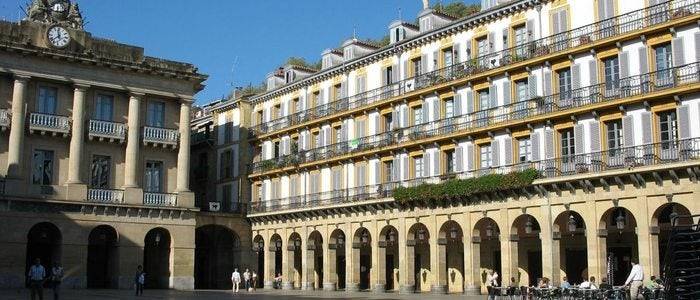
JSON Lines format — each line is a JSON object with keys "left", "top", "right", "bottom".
{"left": 230, "top": 268, "right": 258, "bottom": 293}
{"left": 27, "top": 258, "right": 64, "bottom": 300}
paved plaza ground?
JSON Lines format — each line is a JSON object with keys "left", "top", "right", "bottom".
{"left": 0, "top": 289, "right": 486, "bottom": 300}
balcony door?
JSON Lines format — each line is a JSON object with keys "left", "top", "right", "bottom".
{"left": 37, "top": 86, "right": 57, "bottom": 114}
{"left": 144, "top": 161, "right": 164, "bottom": 193}
{"left": 147, "top": 101, "right": 165, "bottom": 127}
{"left": 94, "top": 94, "right": 114, "bottom": 121}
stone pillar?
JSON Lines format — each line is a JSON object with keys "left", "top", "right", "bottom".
{"left": 176, "top": 100, "right": 192, "bottom": 192}
{"left": 595, "top": 231, "right": 608, "bottom": 282}
{"left": 468, "top": 239, "right": 482, "bottom": 295}
{"left": 6, "top": 75, "right": 29, "bottom": 179}
{"left": 398, "top": 219, "right": 413, "bottom": 293}
{"left": 432, "top": 239, "right": 448, "bottom": 293}
{"left": 649, "top": 230, "right": 660, "bottom": 277}
{"left": 346, "top": 242, "right": 360, "bottom": 292}
{"left": 374, "top": 243, "right": 387, "bottom": 293}
{"left": 282, "top": 240, "right": 294, "bottom": 290}
{"left": 66, "top": 84, "right": 88, "bottom": 184}
{"left": 401, "top": 242, "right": 416, "bottom": 293}
{"left": 323, "top": 236, "right": 337, "bottom": 291}
{"left": 124, "top": 93, "right": 142, "bottom": 189}
{"left": 548, "top": 234, "right": 561, "bottom": 286}
{"left": 264, "top": 244, "right": 276, "bottom": 289}
{"left": 504, "top": 235, "right": 518, "bottom": 285}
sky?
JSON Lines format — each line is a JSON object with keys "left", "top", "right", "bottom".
{"left": 0, "top": 0, "right": 475, "bottom": 104}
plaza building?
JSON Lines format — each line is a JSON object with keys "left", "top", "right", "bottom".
{"left": 243, "top": 0, "right": 700, "bottom": 295}
{"left": 0, "top": 0, "right": 211, "bottom": 290}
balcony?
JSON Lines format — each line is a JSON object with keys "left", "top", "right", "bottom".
{"left": 0, "top": 109, "right": 10, "bottom": 131}
{"left": 250, "top": 0, "right": 700, "bottom": 138}
{"left": 88, "top": 120, "right": 126, "bottom": 143}
{"left": 191, "top": 131, "right": 213, "bottom": 145}
{"left": 28, "top": 113, "right": 70, "bottom": 137}
{"left": 249, "top": 138, "right": 700, "bottom": 215}
{"left": 87, "top": 188, "right": 124, "bottom": 203}
{"left": 143, "top": 192, "right": 177, "bottom": 206}
{"left": 143, "top": 126, "right": 179, "bottom": 148}
{"left": 250, "top": 62, "right": 700, "bottom": 175}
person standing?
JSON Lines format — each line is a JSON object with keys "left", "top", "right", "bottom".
{"left": 134, "top": 265, "right": 145, "bottom": 296}
{"left": 231, "top": 268, "right": 241, "bottom": 293}
{"left": 625, "top": 261, "right": 644, "bottom": 300}
{"left": 49, "top": 262, "right": 63, "bottom": 300}
{"left": 28, "top": 258, "right": 46, "bottom": 300}
{"left": 251, "top": 271, "right": 258, "bottom": 291}
{"left": 486, "top": 270, "right": 499, "bottom": 300}
{"left": 243, "top": 268, "right": 251, "bottom": 292}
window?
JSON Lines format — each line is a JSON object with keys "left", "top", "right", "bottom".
{"left": 445, "top": 150, "right": 455, "bottom": 174}
{"left": 273, "top": 141, "right": 280, "bottom": 158}
{"left": 291, "top": 138, "right": 299, "bottom": 154}
{"left": 224, "top": 116, "right": 233, "bottom": 143}
{"left": 220, "top": 150, "right": 232, "bottom": 179}
{"left": 515, "top": 80, "right": 529, "bottom": 102}
{"left": 334, "top": 126, "right": 342, "bottom": 143}
{"left": 413, "top": 107, "right": 423, "bottom": 125}
{"left": 146, "top": 101, "right": 165, "bottom": 127}
{"left": 442, "top": 48, "right": 453, "bottom": 67}
{"left": 479, "top": 90, "right": 490, "bottom": 110}
{"left": 384, "top": 113, "right": 393, "bottom": 132}
{"left": 293, "top": 98, "right": 301, "bottom": 114}
{"left": 606, "top": 120, "right": 623, "bottom": 154}
{"left": 476, "top": 37, "right": 488, "bottom": 56}
{"left": 560, "top": 129, "right": 575, "bottom": 161}
{"left": 444, "top": 98, "right": 454, "bottom": 119}
{"left": 480, "top": 145, "right": 491, "bottom": 169}
{"left": 557, "top": 68, "right": 572, "bottom": 99}
{"left": 344, "top": 48, "right": 354, "bottom": 60}
{"left": 95, "top": 94, "right": 114, "bottom": 121}
{"left": 256, "top": 111, "right": 263, "bottom": 125}
{"left": 385, "top": 66, "right": 394, "bottom": 85}
{"left": 274, "top": 104, "right": 281, "bottom": 118}
{"left": 414, "top": 157, "right": 423, "bottom": 178}
{"left": 144, "top": 161, "right": 164, "bottom": 193}
{"left": 90, "top": 155, "right": 111, "bottom": 188}
{"left": 334, "top": 84, "right": 342, "bottom": 100}
{"left": 513, "top": 25, "right": 527, "bottom": 47}
{"left": 32, "top": 150, "right": 54, "bottom": 185}
{"left": 285, "top": 71, "right": 295, "bottom": 83}
{"left": 222, "top": 184, "right": 232, "bottom": 210}
{"left": 603, "top": 56, "right": 620, "bottom": 91}
{"left": 313, "top": 132, "right": 320, "bottom": 148}
{"left": 654, "top": 43, "right": 673, "bottom": 83}
{"left": 37, "top": 86, "right": 58, "bottom": 114}
{"left": 518, "top": 138, "right": 532, "bottom": 162}
{"left": 384, "top": 161, "right": 393, "bottom": 182}
{"left": 658, "top": 111, "right": 677, "bottom": 149}
{"left": 412, "top": 57, "right": 422, "bottom": 76}
{"left": 256, "top": 184, "right": 262, "bottom": 201}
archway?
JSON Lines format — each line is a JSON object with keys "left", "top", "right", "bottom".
{"left": 511, "top": 214, "right": 542, "bottom": 287}
{"left": 268, "top": 233, "right": 283, "bottom": 289}
{"left": 438, "top": 220, "right": 464, "bottom": 293}
{"left": 194, "top": 225, "right": 238, "bottom": 289}
{"left": 553, "top": 211, "right": 587, "bottom": 284}
{"left": 253, "top": 235, "right": 265, "bottom": 288}
{"left": 285, "top": 232, "right": 302, "bottom": 289}
{"left": 87, "top": 225, "right": 118, "bottom": 288}
{"left": 350, "top": 227, "right": 372, "bottom": 291}
{"left": 472, "top": 217, "right": 501, "bottom": 294}
{"left": 144, "top": 228, "right": 171, "bottom": 289}
{"left": 378, "top": 225, "right": 399, "bottom": 292}
{"left": 407, "top": 223, "right": 430, "bottom": 293}
{"left": 25, "top": 222, "right": 62, "bottom": 287}
{"left": 328, "top": 229, "right": 346, "bottom": 290}
{"left": 652, "top": 203, "right": 691, "bottom": 278}
{"left": 306, "top": 231, "right": 323, "bottom": 290}
{"left": 599, "top": 207, "right": 638, "bottom": 285}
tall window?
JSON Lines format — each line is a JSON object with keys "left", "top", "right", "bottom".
{"left": 384, "top": 114, "right": 393, "bottom": 132}
{"left": 603, "top": 56, "right": 620, "bottom": 91}
{"left": 95, "top": 94, "right": 114, "bottom": 121}
{"left": 560, "top": 129, "right": 575, "bottom": 162}
{"left": 442, "top": 48, "right": 453, "bottom": 67}
{"left": 414, "top": 157, "right": 423, "bottom": 178}
{"left": 144, "top": 161, "right": 164, "bottom": 193}
{"left": 384, "top": 161, "right": 393, "bottom": 182}
{"left": 658, "top": 111, "right": 677, "bottom": 149}
{"left": 220, "top": 150, "right": 232, "bottom": 179}
{"left": 477, "top": 37, "right": 489, "bottom": 56}
{"left": 412, "top": 57, "right": 422, "bottom": 76}
{"left": 32, "top": 150, "right": 54, "bottom": 185}
{"left": 558, "top": 68, "right": 572, "bottom": 99}
{"left": 480, "top": 145, "right": 492, "bottom": 169}
{"left": 518, "top": 138, "right": 532, "bottom": 162}
{"left": 413, "top": 107, "right": 422, "bottom": 125}
{"left": 606, "top": 120, "right": 623, "bottom": 154}
{"left": 335, "top": 126, "right": 342, "bottom": 143}
{"left": 513, "top": 25, "right": 527, "bottom": 47}
{"left": 90, "top": 155, "right": 111, "bottom": 188}
{"left": 445, "top": 150, "right": 455, "bottom": 174}
{"left": 146, "top": 101, "right": 165, "bottom": 127}
{"left": 479, "top": 90, "right": 490, "bottom": 110}
{"left": 444, "top": 98, "right": 454, "bottom": 119}
{"left": 273, "top": 141, "right": 280, "bottom": 158}
{"left": 654, "top": 43, "right": 673, "bottom": 83}
{"left": 385, "top": 66, "right": 394, "bottom": 85}
{"left": 515, "top": 80, "right": 529, "bottom": 102}
{"left": 37, "top": 86, "right": 58, "bottom": 114}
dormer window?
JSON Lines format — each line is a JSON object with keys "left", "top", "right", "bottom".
{"left": 323, "top": 56, "right": 332, "bottom": 69}
{"left": 420, "top": 17, "right": 431, "bottom": 31}
{"left": 285, "top": 70, "right": 295, "bottom": 83}
{"left": 344, "top": 48, "right": 354, "bottom": 60}
{"left": 392, "top": 27, "right": 405, "bottom": 43}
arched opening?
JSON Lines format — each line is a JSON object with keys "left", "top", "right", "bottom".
{"left": 553, "top": 211, "right": 587, "bottom": 284}
{"left": 87, "top": 225, "right": 118, "bottom": 288}
{"left": 351, "top": 227, "right": 372, "bottom": 291}
{"left": 407, "top": 223, "right": 430, "bottom": 293}
{"left": 472, "top": 217, "right": 501, "bottom": 294}
{"left": 253, "top": 235, "right": 265, "bottom": 289}
{"left": 329, "top": 229, "right": 346, "bottom": 290}
{"left": 194, "top": 225, "right": 238, "bottom": 289}
{"left": 511, "top": 214, "right": 542, "bottom": 287}
{"left": 26, "top": 222, "right": 62, "bottom": 287}
{"left": 307, "top": 231, "right": 323, "bottom": 290}
{"left": 143, "top": 228, "right": 171, "bottom": 289}
{"left": 439, "top": 220, "right": 464, "bottom": 293}
{"left": 652, "top": 203, "right": 691, "bottom": 278}
{"left": 378, "top": 225, "right": 399, "bottom": 292}
{"left": 285, "top": 232, "right": 302, "bottom": 289}
{"left": 269, "top": 233, "right": 283, "bottom": 287}
{"left": 599, "top": 207, "right": 638, "bottom": 285}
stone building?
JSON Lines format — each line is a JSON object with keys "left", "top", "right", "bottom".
{"left": 243, "top": 0, "right": 700, "bottom": 295}
{"left": 0, "top": 0, "right": 206, "bottom": 289}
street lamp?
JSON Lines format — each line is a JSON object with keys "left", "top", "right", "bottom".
{"left": 449, "top": 226, "right": 459, "bottom": 239}
{"left": 615, "top": 210, "right": 626, "bottom": 232}
{"left": 417, "top": 228, "right": 426, "bottom": 242}
{"left": 525, "top": 217, "right": 534, "bottom": 234}
{"left": 387, "top": 229, "right": 397, "bottom": 244}
{"left": 154, "top": 232, "right": 161, "bottom": 246}
{"left": 337, "top": 234, "right": 345, "bottom": 245}
{"left": 360, "top": 230, "right": 369, "bottom": 244}
{"left": 567, "top": 214, "right": 577, "bottom": 234}
{"left": 294, "top": 238, "right": 301, "bottom": 248}
{"left": 275, "top": 239, "right": 282, "bottom": 250}
{"left": 486, "top": 223, "right": 494, "bottom": 238}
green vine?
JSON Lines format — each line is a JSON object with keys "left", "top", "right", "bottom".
{"left": 392, "top": 169, "right": 539, "bottom": 205}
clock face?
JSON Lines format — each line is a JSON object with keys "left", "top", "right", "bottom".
{"left": 47, "top": 26, "right": 71, "bottom": 48}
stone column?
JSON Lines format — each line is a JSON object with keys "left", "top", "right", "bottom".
{"left": 595, "top": 231, "right": 608, "bottom": 281}
{"left": 374, "top": 243, "right": 387, "bottom": 293}
{"left": 282, "top": 241, "right": 294, "bottom": 290}
{"left": 323, "top": 231, "right": 337, "bottom": 291}
{"left": 503, "top": 235, "right": 518, "bottom": 285}
{"left": 6, "top": 75, "right": 30, "bottom": 179}
{"left": 264, "top": 244, "right": 275, "bottom": 289}
{"left": 548, "top": 234, "right": 561, "bottom": 286}
{"left": 468, "top": 239, "right": 482, "bottom": 295}
{"left": 124, "top": 93, "right": 142, "bottom": 188}
{"left": 66, "top": 84, "right": 88, "bottom": 184}
{"left": 346, "top": 242, "right": 360, "bottom": 292}
{"left": 433, "top": 239, "right": 448, "bottom": 293}
{"left": 176, "top": 100, "right": 192, "bottom": 192}
{"left": 398, "top": 219, "right": 413, "bottom": 293}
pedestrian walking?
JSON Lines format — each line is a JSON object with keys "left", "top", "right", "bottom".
{"left": 251, "top": 271, "right": 258, "bottom": 291}
{"left": 625, "top": 260, "right": 644, "bottom": 300}
{"left": 134, "top": 265, "right": 145, "bottom": 296}
{"left": 49, "top": 262, "right": 63, "bottom": 300}
{"left": 243, "top": 268, "right": 251, "bottom": 291}
{"left": 231, "top": 268, "right": 241, "bottom": 293}
{"left": 27, "top": 258, "right": 45, "bottom": 300}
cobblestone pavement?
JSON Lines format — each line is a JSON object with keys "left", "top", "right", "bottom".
{"left": 0, "top": 288, "right": 486, "bottom": 300}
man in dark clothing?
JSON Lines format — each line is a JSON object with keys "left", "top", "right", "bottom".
{"left": 134, "top": 265, "right": 145, "bottom": 296}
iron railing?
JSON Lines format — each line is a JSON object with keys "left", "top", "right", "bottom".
{"left": 0, "top": 109, "right": 10, "bottom": 129}
{"left": 249, "top": 0, "right": 699, "bottom": 137}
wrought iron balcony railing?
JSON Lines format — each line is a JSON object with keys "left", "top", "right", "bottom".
{"left": 249, "top": 0, "right": 699, "bottom": 137}
{"left": 28, "top": 112, "right": 71, "bottom": 137}
{"left": 88, "top": 119, "right": 126, "bottom": 143}
{"left": 0, "top": 109, "right": 10, "bottom": 131}
{"left": 249, "top": 62, "right": 700, "bottom": 174}
{"left": 143, "top": 126, "right": 179, "bottom": 148}
{"left": 250, "top": 138, "right": 700, "bottom": 214}
{"left": 87, "top": 188, "right": 124, "bottom": 203}
{"left": 143, "top": 192, "right": 177, "bottom": 206}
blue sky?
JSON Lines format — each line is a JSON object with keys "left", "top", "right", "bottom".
{"left": 0, "top": 0, "right": 474, "bottom": 104}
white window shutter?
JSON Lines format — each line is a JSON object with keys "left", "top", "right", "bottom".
{"left": 502, "top": 81, "right": 511, "bottom": 105}
{"left": 572, "top": 63, "right": 581, "bottom": 90}
{"left": 545, "top": 129, "right": 554, "bottom": 159}
{"left": 454, "top": 93, "right": 462, "bottom": 116}
{"left": 491, "top": 139, "right": 500, "bottom": 167}
{"left": 574, "top": 123, "right": 584, "bottom": 154}
{"left": 672, "top": 37, "right": 685, "bottom": 67}
{"left": 641, "top": 112, "right": 653, "bottom": 145}
{"left": 622, "top": 115, "right": 634, "bottom": 147}
{"left": 589, "top": 60, "right": 598, "bottom": 85}
{"left": 531, "top": 131, "right": 541, "bottom": 161}
{"left": 466, "top": 144, "right": 474, "bottom": 171}
{"left": 432, "top": 99, "right": 439, "bottom": 121}
{"left": 529, "top": 74, "right": 539, "bottom": 98}
{"left": 422, "top": 154, "right": 429, "bottom": 177}
{"left": 504, "top": 137, "right": 513, "bottom": 165}
{"left": 677, "top": 105, "right": 691, "bottom": 139}
{"left": 489, "top": 84, "right": 497, "bottom": 108}
{"left": 589, "top": 121, "right": 601, "bottom": 153}
{"left": 402, "top": 156, "right": 409, "bottom": 181}
{"left": 455, "top": 146, "right": 463, "bottom": 172}
{"left": 432, "top": 151, "right": 439, "bottom": 175}
{"left": 466, "top": 90, "right": 474, "bottom": 113}
{"left": 618, "top": 51, "right": 629, "bottom": 79}
{"left": 638, "top": 46, "right": 648, "bottom": 74}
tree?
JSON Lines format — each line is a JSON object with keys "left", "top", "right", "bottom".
{"left": 364, "top": 35, "right": 390, "bottom": 48}
{"left": 433, "top": 2, "right": 480, "bottom": 19}
{"left": 285, "top": 57, "right": 321, "bottom": 70}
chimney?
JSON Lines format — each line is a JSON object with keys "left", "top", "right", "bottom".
{"left": 422, "top": 0, "right": 429, "bottom": 9}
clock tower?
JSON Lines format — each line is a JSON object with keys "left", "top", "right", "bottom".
{"left": 24, "top": 0, "right": 86, "bottom": 49}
